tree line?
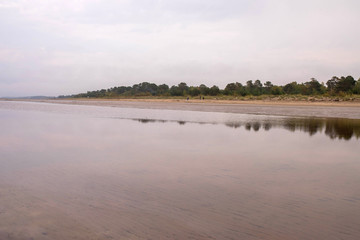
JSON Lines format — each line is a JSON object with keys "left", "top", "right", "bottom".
{"left": 63, "top": 75, "right": 360, "bottom": 98}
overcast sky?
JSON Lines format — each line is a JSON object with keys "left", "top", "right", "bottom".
{"left": 0, "top": 0, "right": 359, "bottom": 97}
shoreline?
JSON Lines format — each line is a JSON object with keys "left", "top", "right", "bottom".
{"left": 4, "top": 98, "right": 360, "bottom": 119}
{"left": 9, "top": 97, "right": 360, "bottom": 107}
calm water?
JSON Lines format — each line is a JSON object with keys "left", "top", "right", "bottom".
{"left": 0, "top": 101, "right": 359, "bottom": 240}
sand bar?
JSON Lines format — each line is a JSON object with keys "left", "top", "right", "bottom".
{"left": 15, "top": 98, "right": 360, "bottom": 119}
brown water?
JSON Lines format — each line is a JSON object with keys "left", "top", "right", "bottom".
{"left": 0, "top": 101, "right": 359, "bottom": 240}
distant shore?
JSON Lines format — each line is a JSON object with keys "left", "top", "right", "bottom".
{"left": 9, "top": 96, "right": 360, "bottom": 106}
{"left": 5, "top": 97, "right": 360, "bottom": 106}
{"left": 5, "top": 98, "right": 360, "bottom": 119}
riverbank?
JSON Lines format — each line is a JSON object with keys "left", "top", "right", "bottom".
{"left": 11, "top": 96, "right": 360, "bottom": 106}
{"left": 6, "top": 98, "right": 360, "bottom": 119}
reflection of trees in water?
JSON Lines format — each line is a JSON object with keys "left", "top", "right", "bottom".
{"left": 136, "top": 119, "right": 186, "bottom": 125}
{"left": 283, "top": 119, "right": 325, "bottom": 136}
{"left": 137, "top": 119, "right": 167, "bottom": 124}
{"left": 234, "top": 118, "right": 360, "bottom": 140}
{"left": 134, "top": 118, "right": 360, "bottom": 141}
{"left": 137, "top": 119, "right": 157, "bottom": 123}
{"left": 225, "top": 122, "right": 241, "bottom": 128}
{"left": 282, "top": 118, "right": 360, "bottom": 140}
{"left": 228, "top": 121, "right": 272, "bottom": 132}
{"left": 252, "top": 122, "right": 261, "bottom": 131}
{"left": 324, "top": 119, "right": 360, "bottom": 140}
{"left": 263, "top": 122, "right": 272, "bottom": 131}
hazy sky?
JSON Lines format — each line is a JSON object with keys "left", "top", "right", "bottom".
{"left": 1, "top": 0, "right": 359, "bottom": 97}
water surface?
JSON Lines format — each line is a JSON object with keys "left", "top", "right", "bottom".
{"left": 0, "top": 101, "right": 359, "bottom": 239}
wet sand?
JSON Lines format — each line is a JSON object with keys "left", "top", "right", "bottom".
{"left": 20, "top": 98, "right": 360, "bottom": 119}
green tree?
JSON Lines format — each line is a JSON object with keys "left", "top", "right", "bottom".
{"left": 245, "top": 80, "right": 254, "bottom": 95}
{"left": 264, "top": 81, "right": 273, "bottom": 94}
{"left": 283, "top": 82, "right": 300, "bottom": 94}
{"left": 224, "top": 83, "right": 237, "bottom": 95}
{"left": 271, "top": 86, "right": 283, "bottom": 95}
{"left": 336, "top": 76, "right": 355, "bottom": 93}
{"left": 302, "top": 78, "right": 322, "bottom": 95}
{"left": 254, "top": 80, "right": 263, "bottom": 88}
{"left": 199, "top": 84, "right": 210, "bottom": 95}
{"left": 158, "top": 84, "right": 169, "bottom": 95}
{"left": 178, "top": 82, "right": 189, "bottom": 95}
{"left": 326, "top": 76, "right": 339, "bottom": 94}
{"left": 169, "top": 85, "right": 182, "bottom": 96}
{"left": 209, "top": 85, "right": 220, "bottom": 96}
{"left": 253, "top": 79, "right": 263, "bottom": 96}
{"left": 189, "top": 86, "right": 200, "bottom": 96}
{"left": 224, "top": 82, "right": 244, "bottom": 95}
{"left": 352, "top": 78, "right": 360, "bottom": 94}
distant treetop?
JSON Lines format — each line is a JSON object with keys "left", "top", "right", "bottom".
{"left": 61, "top": 76, "right": 360, "bottom": 98}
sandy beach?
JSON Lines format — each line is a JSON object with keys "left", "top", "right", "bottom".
{"left": 16, "top": 98, "right": 360, "bottom": 119}
{"left": 33, "top": 97, "right": 360, "bottom": 106}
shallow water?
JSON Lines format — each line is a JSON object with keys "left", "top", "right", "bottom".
{"left": 0, "top": 101, "right": 359, "bottom": 239}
